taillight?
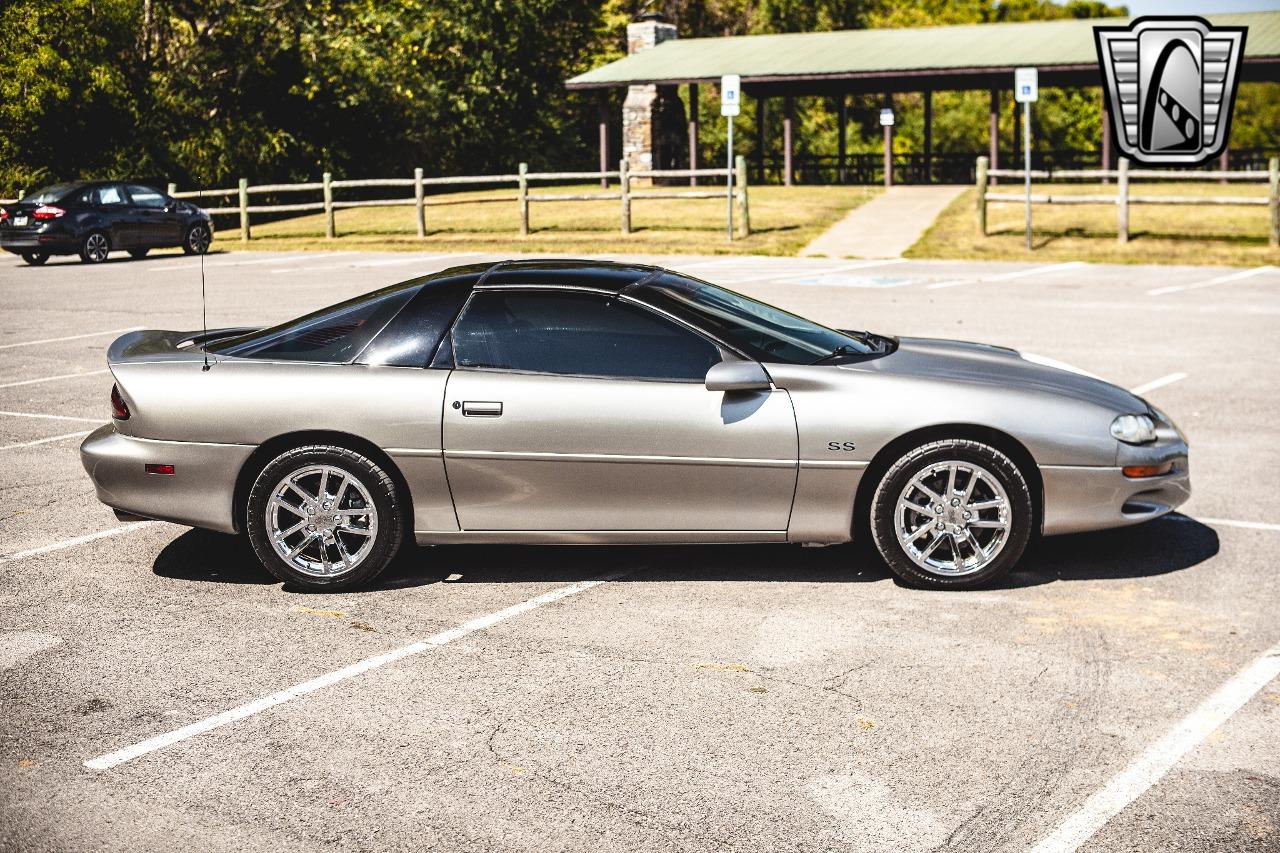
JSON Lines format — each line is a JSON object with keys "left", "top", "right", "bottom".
{"left": 110, "top": 384, "right": 130, "bottom": 420}
{"left": 0, "top": 207, "right": 7, "bottom": 220}
{"left": 33, "top": 205, "right": 65, "bottom": 220}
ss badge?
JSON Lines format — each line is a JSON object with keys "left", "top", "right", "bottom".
{"left": 828, "top": 441, "right": 857, "bottom": 452}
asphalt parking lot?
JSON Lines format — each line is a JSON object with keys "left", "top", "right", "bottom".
{"left": 1, "top": 247, "right": 1278, "bottom": 852}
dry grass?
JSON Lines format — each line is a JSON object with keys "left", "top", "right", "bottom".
{"left": 908, "top": 181, "right": 1279, "bottom": 267}
{"left": 228, "top": 183, "right": 879, "bottom": 257}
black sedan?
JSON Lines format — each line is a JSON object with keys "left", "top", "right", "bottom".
{"left": 0, "top": 181, "right": 213, "bottom": 265}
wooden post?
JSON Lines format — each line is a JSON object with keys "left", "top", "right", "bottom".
{"left": 755, "top": 96, "right": 766, "bottom": 183}
{"left": 975, "top": 156, "right": 988, "bottom": 236}
{"left": 989, "top": 88, "right": 1000, "bottom": 186}
{"left": 688, "top": 83, "right": 699, "bottom": 187}
{"left": 923, "top": 89, "right": 933, "bottom": 184}
{"left": 734, "top": 154, "right": 750, "bottom": 237}
{"left": 1220, "top": 149, "right": 1229, "bottom": 185}
{"left": 619, "top": 158, "right": 631, "bottom": 235}
{"left": 238, "top": 178, "right": 250, "bottom": 242}
{"left": 414, "top": 167, "right": 425, "bottom": 237}
{"left": 1100, "top": 88, "right": 1112, "bottom": 184}
{"left": 783, "top": 95, "right": 793, "bottom": 187}
{"left": 518, "top": 162, "right": 529, "bottom": 236}
{"left": 1117, "top": 157, "right": 1129, "bottom": 244}
{"left": 598, "top": 97, "right": 609, "bottom": 189}
{"left": 1269, "top": 157, "right": 1279, "bottom": 249}
{"left": 837, "top": 95, "right": 847, "bottom": 184}
{"left": 166, "top": 182, "right": 177, "bottom": 196}
{"left": 323, "top": 172, "right": 335, "bottom": 239}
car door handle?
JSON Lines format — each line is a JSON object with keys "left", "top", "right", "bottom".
{"left": 461, "top": 400, "right": 502, "bottom": 417}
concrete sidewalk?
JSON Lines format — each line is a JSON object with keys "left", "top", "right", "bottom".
{"left": 801, "top": 184, "right": 965, "bottom": 258}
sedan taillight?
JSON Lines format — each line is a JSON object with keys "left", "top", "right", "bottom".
{"left": 110, "top": 384, "right": 130, "bottom": 420}
{"left": 0, "top": 207, "right": 7, "bottom": 220}
{"left": 33, "top": 205, "right": 65, "bottom": 220}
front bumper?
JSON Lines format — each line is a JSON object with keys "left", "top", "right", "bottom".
{"left": 1040, "top": 437, "right": 1190, "bottom": 536}
{"left": 80, "top": 424, "right": 254, "bottom": 534}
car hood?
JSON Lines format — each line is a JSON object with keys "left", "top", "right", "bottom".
{"left": 855, "top": 336, "right": 1146, "bottom": 413}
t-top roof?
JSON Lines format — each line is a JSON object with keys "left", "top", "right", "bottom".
{"left": 566, "top": 11, "right": 1280, "bottom": 90}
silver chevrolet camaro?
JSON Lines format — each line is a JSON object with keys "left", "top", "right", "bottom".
{"left": 81, "top": 259, "right": 1190, "bottom": 591}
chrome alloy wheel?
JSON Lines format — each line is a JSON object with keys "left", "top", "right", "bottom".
{"left": 188, "top": 224, "right": 211, "bottom": 253}
{"left": 84, "top": 232, "right": 109, "bottom": 262}
{"left": 267, "top": 465, "right": 378, "bottom": 577}
{"left": 895, "top": 461, "right": 1011, "bottom": 577}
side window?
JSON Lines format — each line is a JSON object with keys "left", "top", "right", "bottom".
{"left": 94, "top": 185, "right": 128, "bottom": 206}
{"left": 125, "top": 184, "right": 166, "bottom": 208}
{"left": 451, "top": 289, "right": 721, "bottom": 381}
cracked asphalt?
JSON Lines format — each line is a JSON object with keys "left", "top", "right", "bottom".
{"left": 1, "top": 248, "right": 1278, "bottom": 852}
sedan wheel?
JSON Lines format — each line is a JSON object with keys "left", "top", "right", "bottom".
{"left": 246, "top": 445, "right": 403, "bottom": 591}
{"left": 870, "top": 439, "right": 1033, "bottom": 589}
{"left": 182, "top": 223, "right": 211, "bottom": 255}
{"left": 79, "top": 232, "right": 110, "bottom": 264}
{"left": 21, "top": 251, "right": 48, "bottom": 266}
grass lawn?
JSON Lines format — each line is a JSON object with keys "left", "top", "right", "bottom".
{"left": 225, "top": 183, "right": 878, "bottom": 256}
{"left": 908, "top": 181, "right": 1279, "bottom": 267}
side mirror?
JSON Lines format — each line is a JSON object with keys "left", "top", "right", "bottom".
{"left": 705, "top": 360, "right": 772, "bottom": 392}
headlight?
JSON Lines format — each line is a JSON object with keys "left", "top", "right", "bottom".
{"left": 1111, "top": 413, "right": 1157, "bottom": 444}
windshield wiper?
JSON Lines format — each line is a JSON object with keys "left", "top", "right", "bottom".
{"left": 810, "top": 344, "right": 862, "bottom": 365}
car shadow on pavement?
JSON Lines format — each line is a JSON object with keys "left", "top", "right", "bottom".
{"left": 152, "top": 515, "right": 1218, "bottom": 592}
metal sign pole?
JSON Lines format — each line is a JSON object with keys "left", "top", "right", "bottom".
{"left": 726, "top": 116, "right": 734, "bottom": 241}
{"left": 1014, "top": 66, "right": 1038, "bottom": 252}
{"left": 1024, "top": 100, "right": 1032, "bottom": 251}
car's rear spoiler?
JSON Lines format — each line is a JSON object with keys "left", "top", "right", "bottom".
{"left": 107, "top": 327, "right": 260, "bottom": 364}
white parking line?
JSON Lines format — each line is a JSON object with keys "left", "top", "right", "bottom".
{"left": 85, "top": 569, "right": 631, "bottom": 770}
{"left": 926, "top": 261, "right": 1086, "bottom": 290}
{"left": 148, "top": 252, "right": 358, "bottom": 272}
{"left": 1030, "top": 639, "right": 1280, "bottom": 853}
{"left": 0, "top": 327, "right": 141, "bottom": 350}
{"left": 726, "top": 258, "right": 909, "bottom": 285}
{"left": 0, "top": 522, "right": 161, "bottom": 568}
{"left": 0, "top": 410, "right": 104, "bottom": 423}
{"left": 1147, "top": 265, "right": 1275, "bottom": 297}
{"left": 1128, "top": 372, "right": 1187, "bottom": 396}
{"left": 0, "top": 369, "right": 109, "bottom": 390}
{"left": 270, "top": 251, "right": 484, "bottom": 274}
{"left": 1187, "top": 516, "right": 1280, "bottom": 533}
{"left": 0, "top": 430, "right": 91, "bottom": 451}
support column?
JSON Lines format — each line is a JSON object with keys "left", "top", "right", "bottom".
{"left": 837, "top": 95, "right": 848, "bottom": 184}
{"left": 883, "top": 93, "right": 894, "bottom": 188}
{"left": 688, "top": 83, "right": 699, "bottom": 186}
{"left": 783, "top": 95, "right": 794, "bottom": 187}
{"left": 989, "top": 88, "right": 1000, "bottom": 185}
{"left": 1101, "top": 88, "right": 1112, "bottom": 184}
{"left": 755, "top": 96, "right": 766, "bottom": 182}
{"left": 598, "top": 96, "right": 609, "bottom": 189}
{"left": 1220, "top": 148, "right": 1229, "bottom": 184}
{"left": 923, "top": 89, "right": 933, "bottom": 184}
{"left": 620, "top": 14, "right": 678, "bottom": 185}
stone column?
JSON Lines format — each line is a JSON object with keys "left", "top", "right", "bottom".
{"left": 621, "top": 15, "right": 682, "bottom": 186}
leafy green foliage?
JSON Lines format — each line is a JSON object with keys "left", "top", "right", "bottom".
{"left": 0, "top": 0, "right": 1273, "bottom": 193}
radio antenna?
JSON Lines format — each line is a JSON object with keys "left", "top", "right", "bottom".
{"left": 200, "top": 245, "right": 210, "bottom": 371}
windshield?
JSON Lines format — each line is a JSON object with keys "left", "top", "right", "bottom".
{"left": 22, "top": 183, "right": 80, "bottom": 205}
{"left": 630, "top": 273, "right": 874, "bottom": 364}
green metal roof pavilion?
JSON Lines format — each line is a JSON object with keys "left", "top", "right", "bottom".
{"left": 567, "top": 11, "right": 1280, "bottom": 95}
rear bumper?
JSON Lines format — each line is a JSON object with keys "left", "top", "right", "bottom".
{"left": 1040, "top": 441, "right": 1190, "bottom": 536}
{"left": 0, "top": 232, "right": 77, "bottom": 253}
{"left": 80, "top": 424, "right": 253, "bottom": 534}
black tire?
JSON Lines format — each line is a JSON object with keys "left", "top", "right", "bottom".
{"left": 870, "top": 439, "right": 1033, "bottom": 590}
{"left": 21, "top": 251, "right": 48, "bottom": 266}
{"left": 182, "top": 222, "right": 211, "bottom": 255}
{"left": 128, "top": 248, "right": 149, "bottom": 259}
{"left": 245, "top": 445, "right": 404, "bottom": 592}
{"left": 79, "top": 231, "right": 110, "bottom": 263}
